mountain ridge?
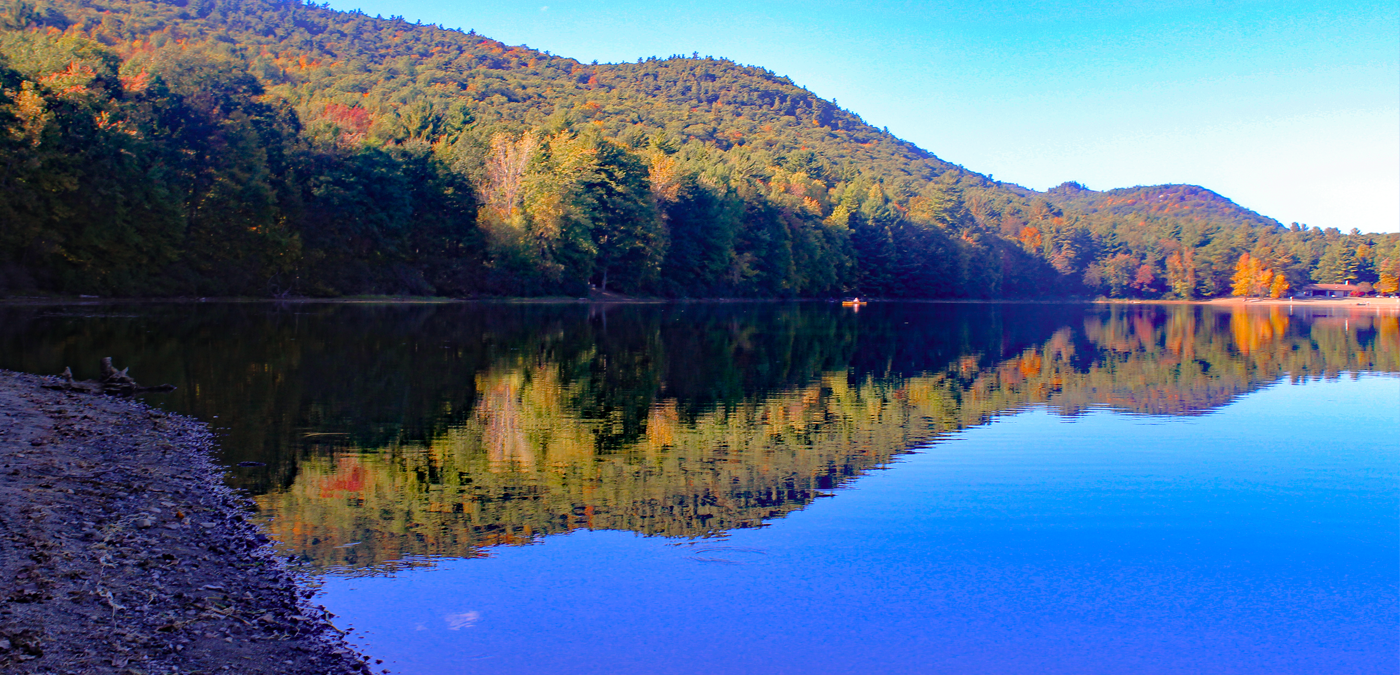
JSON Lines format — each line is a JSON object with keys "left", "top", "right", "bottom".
{"left": 0, "top": 0, "right": 1395, "bottom": 299}
{"left": 1042, "top": 182, "right": 1282, "bottom": 228}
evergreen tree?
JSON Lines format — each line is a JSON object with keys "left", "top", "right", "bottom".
{"left": 1313, "top": 242, "right": 1358, "bottom": 284}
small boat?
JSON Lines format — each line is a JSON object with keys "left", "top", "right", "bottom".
{"left": 840, "top": 297, "right": 867, "bottom": 307}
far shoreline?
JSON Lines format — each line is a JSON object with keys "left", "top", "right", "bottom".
{"left": 1, "top": 294, "right": 1396, "bottom": 310}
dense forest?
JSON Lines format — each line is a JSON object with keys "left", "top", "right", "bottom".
{"left": 1, "top": 0, "right": 1397, "bottom": 298}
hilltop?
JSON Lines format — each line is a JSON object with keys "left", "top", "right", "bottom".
{"left": 0, "top": 0, "right": 1395, "bottom": 299}
{"left": 1043, "top": 182, "right": 1281, "bottom": 229}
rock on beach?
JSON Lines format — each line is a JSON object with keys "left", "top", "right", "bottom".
{"left": 0, "top": 370, "right": 374, "bottom": 674}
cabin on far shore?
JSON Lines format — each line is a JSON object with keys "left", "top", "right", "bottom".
{"left": 1298, "top": 282, "right": 1367, "bottom": 298}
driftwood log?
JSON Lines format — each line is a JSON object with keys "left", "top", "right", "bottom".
{"left": 44, "top": 357, "right": 177, "bottom": 395}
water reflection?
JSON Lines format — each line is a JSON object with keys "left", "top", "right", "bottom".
{"left": 1, "top": 302, "right": 1394, "bottom": 572}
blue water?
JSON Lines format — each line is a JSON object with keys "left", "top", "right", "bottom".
{"left": 320, "top": 375, "right": 1399, "bottom": 674}
{"left": 3, "top": 302, "right": 1393, "bottom": 672}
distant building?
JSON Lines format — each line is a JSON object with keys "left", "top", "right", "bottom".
{"left": 1299, "top": 282, "right": 1362, "bottom": 298}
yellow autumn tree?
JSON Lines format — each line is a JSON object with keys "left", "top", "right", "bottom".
{"left": 519, "top": 131, "right": 601, "bottom": 278}
{"left": 479, "top": 131, "right": 541, "bottom": 226}
{"left": 824, "top": 203, "right": 852, "bottom": 231}
{"left": 644, "top": 148, "right": 682, "bottom": 205}
{"left": 1268, "top": 273, "right": 1290, "bottom": 298}
{"left": 1376, "top": 271, "right": 1399, "bottom": 295}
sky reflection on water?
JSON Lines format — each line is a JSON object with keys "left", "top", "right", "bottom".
{"left": 321, "top": 376, "right": 1396, "bottom": 674}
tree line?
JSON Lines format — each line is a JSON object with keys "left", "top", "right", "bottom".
{"left": 1, "top": 0, "right": 1395, "bottom": 298}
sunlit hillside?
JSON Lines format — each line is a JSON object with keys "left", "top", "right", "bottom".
{"left": 3, "top": 0, "right": 1397, "bottom": 298}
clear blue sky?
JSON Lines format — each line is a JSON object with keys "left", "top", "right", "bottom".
{"left": 329, "top": 0, "right": 1399, "bottom": 233}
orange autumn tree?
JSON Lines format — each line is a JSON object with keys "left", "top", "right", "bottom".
{"left": 1231, "top": 253, "right": 1285, "bottom": 298}
{"left": 1017, "top": 225, "right": 1043, "bottom": 252}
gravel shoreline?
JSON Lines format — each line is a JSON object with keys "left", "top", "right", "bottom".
{"left": 0, "top": 370, "right": 373, "bottom": 674}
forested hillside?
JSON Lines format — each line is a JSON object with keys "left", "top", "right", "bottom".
{"left": 1, "top": 0, "right": 1396, "bottom": 298}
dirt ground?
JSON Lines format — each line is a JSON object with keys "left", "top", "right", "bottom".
{"left": 0, "top": 370, "right": 375, "bottom": 675}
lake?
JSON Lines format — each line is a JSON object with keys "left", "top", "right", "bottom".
{"left": 1, "top": 301, "right": 1396, "bottom": 674}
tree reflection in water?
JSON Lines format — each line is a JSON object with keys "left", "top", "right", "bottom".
{"left": 1, "top": 301, "right": 1394, "bottom": 571}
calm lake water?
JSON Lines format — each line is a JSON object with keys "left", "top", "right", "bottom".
{"left": 2, "top": 301, "right": 1396, "bottom": 673}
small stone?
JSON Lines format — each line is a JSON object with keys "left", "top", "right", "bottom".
{"left": 135, "top": 518, "right": 154, "bottom": 528}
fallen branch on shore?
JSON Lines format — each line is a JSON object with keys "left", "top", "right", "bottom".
{"left": 43, "top": 357, "right": 176, "bottom": 395}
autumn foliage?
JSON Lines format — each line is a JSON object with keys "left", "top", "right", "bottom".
{"left": 1231, "top": 253, "right": 1288, "bottom": 298}
{"left": 0, "top": 0, "right": 1396, "bottom": 298}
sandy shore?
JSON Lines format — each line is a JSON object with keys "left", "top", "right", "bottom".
{"left": 1092, "top": 296, "right": 1400, "bottom": 310}
{"left": 1202, "top": 296, "right": 1400, "bottom": 309}
{"left": 0, "top": 370, "right": 372, "bottom": 675}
